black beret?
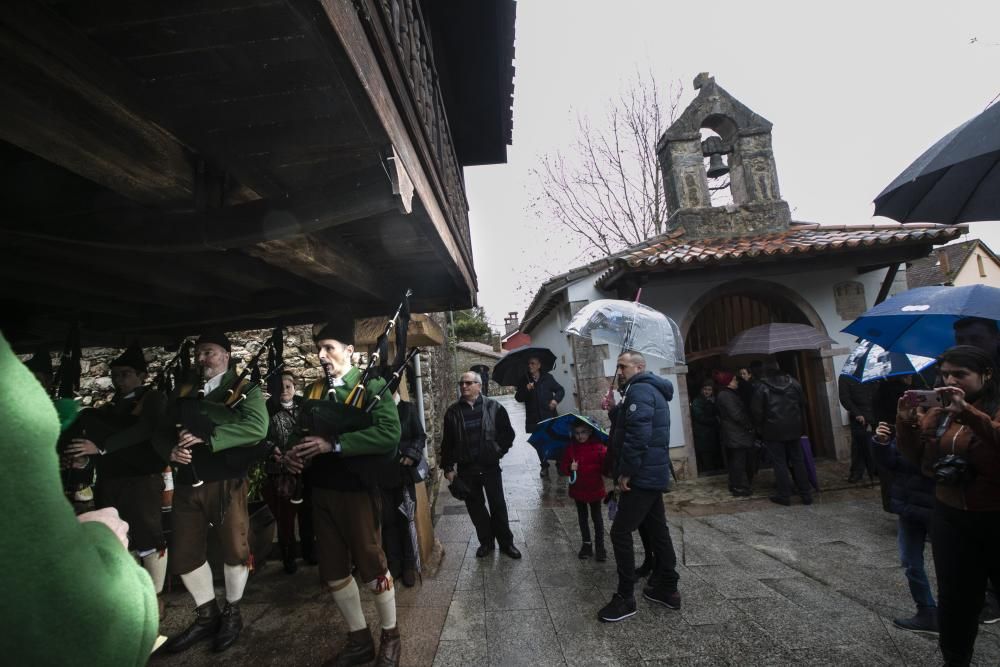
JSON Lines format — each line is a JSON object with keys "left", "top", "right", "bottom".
{"left": 110, "top": 343, "right": 147, "bottom": 373}
{"left": 313, "top": 316, "right": 355, "bottom": 346}
{"left": 195, "top": 330, "right": 231, "bottom": 353}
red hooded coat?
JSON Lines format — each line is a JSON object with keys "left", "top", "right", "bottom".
{"left": 560, "top": 439, "right": 608, "bottom": 503}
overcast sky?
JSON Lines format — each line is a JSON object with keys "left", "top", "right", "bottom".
{"left": 463, "top": 0, "right": 1000, "bottom": 330}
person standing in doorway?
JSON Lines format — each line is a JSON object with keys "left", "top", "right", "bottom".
{"left": 713, "top": 370, "right": 756, "bottom": 497}
{"left": 598, "top": 351, "right": 680, "bottom": 623}
{"left": 442, "top": 371, "right": 520, "bottom": 559}
{"left": 514, "top": 357, "right": 565, "bottom": 478}
{"left": 752, "top": 360, "right": 812, "bottom": 506}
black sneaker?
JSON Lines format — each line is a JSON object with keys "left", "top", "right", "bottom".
{"left": 642, "top": 585, "right": 681, "bottom": 610}
{"left": 768, "top": 496, "right": 791, "bottom": 506}
{"left": 597, "top": 593, "right": 637, "bottom": 623}
{"left": 893, "top": 608, "right": 938, "bottom": 635}
{"left": 595, "top": 545, "right": 607, "bottom": 562}
{"left": 578, "top": 542, "right": 593, "bottom": 560}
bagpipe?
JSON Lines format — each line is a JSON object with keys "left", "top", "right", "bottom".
{"left": 56, "top": 409, "right": 117, "bottom": 493}
{"left": 169, "top": 330, "right": 285, "bottom": 486}
{"left": 286, "top": 291, "right": 416, "bottom": 498}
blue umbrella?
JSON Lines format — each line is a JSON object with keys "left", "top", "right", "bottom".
{"left": 842, "top": 285, "right": 1000, "bottom": 358}
{"left": 840, "top": 339, "right": 936, "bottom": 383}
{"left": 527, "top": 413, "right": 608, "bottom": 462}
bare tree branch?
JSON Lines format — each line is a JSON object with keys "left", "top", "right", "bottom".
{"left": 532, "top": 72, "right": 683, "bottom": 260}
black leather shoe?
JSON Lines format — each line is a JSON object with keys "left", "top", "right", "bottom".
{"left": 161, "top": 600, "right": 221, "bottom": 654}
{"left": 375, "top": 626, "right": 401, "bottom": 667}
{"left": 500, "top": 544, "right": 522, "bottom": 559}
{"left": 324, "top": 628, "right": 375, "bottom": 667}
{"left": 213, "top": 602, "right": 243, "bottom": 652}
{"left": 475, "top": 544, "right": 495, "bottom": 558}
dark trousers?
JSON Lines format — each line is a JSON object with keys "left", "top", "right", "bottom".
{"left": 459, "top": 466, "right": 514, "bottom": 549}
{"left": 610, "top": 488, "right": 679, "bottom": 598}
{"left": 849, "top": 420, "right": 875, "bottom": 477}
{"left": 898, "top": 516, "right": 935, "bottom": 609}
{"left": 262, "top": 476, "right": 314, "bottom": 557}
{"left": 726, "top": 447, "right": 754, "bottom": 493}
{"left": 575, "top": 500, "right": 604, "bottom": 546}
{"left": 381, "top": 484, "right": 417, "bottom": 574}
{"left": 931, "top": 501, "right": 1000, "bottom": 666}
{"left": 763, "top": 439, "right": 812, "bottom": 501}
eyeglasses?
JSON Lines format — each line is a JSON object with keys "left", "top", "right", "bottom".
{"left": 458, "top": 380, "right": 480, "bottom": 386}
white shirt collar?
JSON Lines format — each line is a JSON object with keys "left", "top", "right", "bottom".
{"left": 203, "top": 370, "right": 226, "bottom": 395}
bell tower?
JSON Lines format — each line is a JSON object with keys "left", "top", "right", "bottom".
{"left": 657, "top": 73, "right": 791, "bottom": 239}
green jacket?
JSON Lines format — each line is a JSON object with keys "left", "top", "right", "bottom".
{"left": 200, "top": 370, "right": 269, "bottom": 453}
{"left": 0, "top": 333, "right": 157, "bottom": 665}
{"left": 307, "top": 367, "right": 401, "bottom": 457}
{"left": 305, "top": 366, "right": 401, "bottom": 491}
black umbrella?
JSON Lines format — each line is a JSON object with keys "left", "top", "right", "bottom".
{"left": 874, "top": 100, "right": 1000, "bottom": 223}
{"left": 492, "top": 345, "right": 556, "bottom": 387}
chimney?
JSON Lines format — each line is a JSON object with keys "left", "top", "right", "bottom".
{"left": 504, "top": 311, "right": 520, "bottom": 335}
{"left": 938, "top": 249, "right": 951, "bottom": 277}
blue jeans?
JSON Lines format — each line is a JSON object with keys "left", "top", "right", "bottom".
{"left": 898, "top": 515, "right": 936, "bottom": 609}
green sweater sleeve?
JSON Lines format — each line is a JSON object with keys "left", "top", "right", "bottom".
{"left": 338, "top": 377, "right": 401, "bottom": 457}
{"left": 0, "top": 333, "right": 157, "bottom": 665}
{"left": 209, "top": 386, "right": 269, "bottom": 453}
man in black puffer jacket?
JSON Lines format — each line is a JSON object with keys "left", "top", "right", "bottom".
{"left": 598, "top": 351, "right": 680, "bottom": 624}
{"left": 751, "top": 360, "right": 812, "bottom": 506}
{"left": 871, "top": 421, "right": 938, "bottom": 635}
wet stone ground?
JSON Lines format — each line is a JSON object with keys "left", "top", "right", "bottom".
{"left": 154, "top": 396, "right": 1000, "bottom": 666}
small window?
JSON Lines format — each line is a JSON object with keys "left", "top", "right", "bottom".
{"left": 978, "top": 254, "right": 987, "bottom": 277}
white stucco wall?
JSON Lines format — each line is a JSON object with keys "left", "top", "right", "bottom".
{"left": 525, "top": 262, "right": 894, "bottom": 461}
{"left": 954, "top": 249, "right": 1000, "bottom": 288}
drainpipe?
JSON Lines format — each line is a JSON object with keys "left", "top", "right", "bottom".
{"left": 414, "top": 352, "right": 427, "bottom": 432}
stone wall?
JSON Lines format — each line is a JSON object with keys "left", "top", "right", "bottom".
{"left": 454, "top": 347, "right": 510, "bottom": 397}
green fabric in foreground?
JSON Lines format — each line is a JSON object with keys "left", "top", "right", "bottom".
{"left": 0, "top": 332, "right": 157, "bottom": 664}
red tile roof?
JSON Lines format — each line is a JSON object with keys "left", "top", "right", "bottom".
{"left": 596, "top": 223, "right": 965, "bottom": 289}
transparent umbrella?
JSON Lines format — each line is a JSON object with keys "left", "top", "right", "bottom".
{"left": 565, "top": 299, "right": 684, "bottom": 366}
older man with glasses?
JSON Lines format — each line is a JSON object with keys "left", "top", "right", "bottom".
{"left": 441, "top": 371, "right": 520, "bottom": 559}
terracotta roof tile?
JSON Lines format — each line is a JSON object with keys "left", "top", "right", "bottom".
{"left": 596, "top": 223, "right": 965, "bottom": 289}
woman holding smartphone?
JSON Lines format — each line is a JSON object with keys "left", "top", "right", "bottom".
{"left": 896, "top": 345, "right": 1000, "bottom": 666}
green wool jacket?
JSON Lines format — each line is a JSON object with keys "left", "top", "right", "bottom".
{"left": 305, "top": 366, "right": 401, "bottom": 491}
{"left": 0, "top": 333, "right": 157, "bottom": 665}
{"left": 153, "top": 369, "right": 269, "bottom": 484}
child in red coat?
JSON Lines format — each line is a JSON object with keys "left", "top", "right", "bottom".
{"left": 560, "top": 421, "right": 608, "bottom": 561}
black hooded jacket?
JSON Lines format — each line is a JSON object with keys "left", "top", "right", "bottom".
{"left": 751, "top": 373, "right": 805, "bottom": 442}
{"left": 514, "top": 371, "right": 565, "bottom": 432}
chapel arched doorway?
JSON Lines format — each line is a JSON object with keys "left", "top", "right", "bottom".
{"left": 683, "top": 284, "right": 832, "bottom": 476}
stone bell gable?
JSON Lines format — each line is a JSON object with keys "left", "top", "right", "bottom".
{"left": 657, "top": 72, "right": 791, "bottom": 239}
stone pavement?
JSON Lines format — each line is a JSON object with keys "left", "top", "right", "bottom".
{"left": 154, "top": 395, "right": 1000, "bottom": 666}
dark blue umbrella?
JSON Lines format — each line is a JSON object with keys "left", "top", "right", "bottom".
{"left": 842, "top": 285, "right": 1000, "bottom": 358}
{"left": 874, "top": 100, "right": 1000, "bottom": 224}
{"left": 839, "top": 339, "right": 936, "bottom": 383}
{"left": 492, "top": 345, "right": 556, "bottom": 387}
{"left": 527, "top": 414, "right": 608, "bottom": 462}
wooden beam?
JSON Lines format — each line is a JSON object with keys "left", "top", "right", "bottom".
{"left": 246, "top": 233, "right": 396, "bottom": 304}
{"left": 1, "top": 167, "right": 401, "bottom": 251}
{"left": 0, "top": 0, "right": 260, "bottom": 206}
{"left": 875, "top": 263, "right": 901, "bottom": 306}
{"left": 304, "top": 0, "right": 477, "bottom": 300}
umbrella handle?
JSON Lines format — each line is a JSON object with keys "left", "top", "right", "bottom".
{"left": 601, "top": 370, "right": 619, "bottom": 410}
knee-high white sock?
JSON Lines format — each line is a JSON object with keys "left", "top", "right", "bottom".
{"left": 223, "top": 563, "right": 249, "bottom": 604}
{"left": 142, "top": 550, "right": 168, "bottom": 594}
{"left": 180, "top": 562, "right": 215, "bottom": 607}
{"left": 369, "top": 572, "right": 397, "bottom": 630}
{"left": 329, "top": 577, "right": 367, "bottom": 632}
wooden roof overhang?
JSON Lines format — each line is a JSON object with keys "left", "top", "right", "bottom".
{"left": 0, "top": 0, "right": 516, "bottom": 347}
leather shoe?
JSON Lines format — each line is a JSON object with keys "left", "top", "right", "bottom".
{"left": 500, "top": 544, "right": 522, "bottom": 559}
{"left": 475, "top": 544, "right": 495, "bottom": 558}
{"left": 768, "top": 495, "right": 791, "bottom": 506}
{"left": 161, "top": 600, "right": 220, "bottom": 654}
{"left": 324, "top": 628, "right": 375, "bottom": 667}
{"left": 401, "top": 567, "right": 417, "bottom": 588}
{"left": 213, "top": 602, "right": 243, "bottom": 652}
{"left": 375, "top": 626, "right": 401, "bottom": 667}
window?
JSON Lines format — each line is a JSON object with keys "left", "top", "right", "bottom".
{"left": 978, "top": 254, "right": 987, "bottom": 277}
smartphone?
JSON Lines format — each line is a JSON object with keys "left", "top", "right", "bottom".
{"left": 904, "top": 390, "right": 943, "bottom": 408}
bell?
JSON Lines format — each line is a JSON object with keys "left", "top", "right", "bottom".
{"left": 706, "top": 153, "right": 730, "bottom": 179}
